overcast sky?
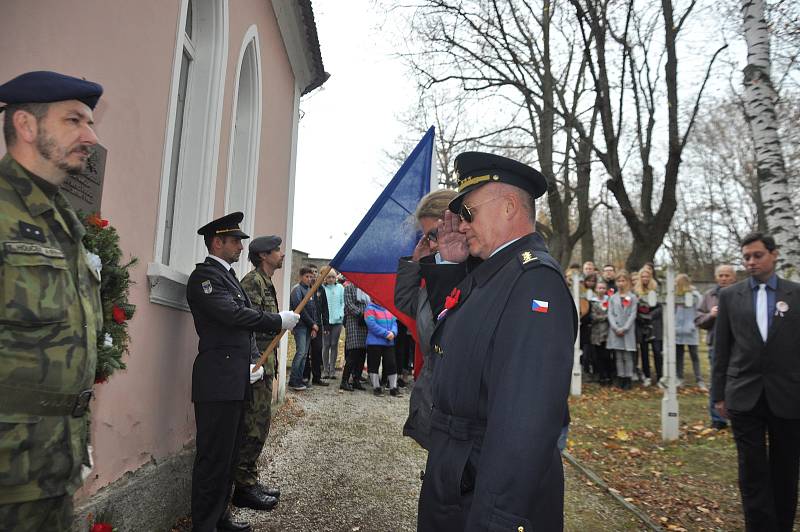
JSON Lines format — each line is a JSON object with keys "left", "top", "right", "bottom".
{"left": 292, "top": 1, "right": 417, "bottom": 259}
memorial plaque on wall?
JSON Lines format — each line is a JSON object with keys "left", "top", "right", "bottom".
{"left": 62, "top": 143, "right": 107, "bottom": 214}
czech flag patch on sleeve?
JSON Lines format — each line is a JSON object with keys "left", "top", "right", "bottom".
{"left": 531, "top": 299, "right": 550, "bottom": 313}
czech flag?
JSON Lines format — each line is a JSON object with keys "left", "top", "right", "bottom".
{"left": 531, "top": 299, "right": 550, "bottom": 313}
{"left": 330, "top": 127, "right": 435, "bottom": 376}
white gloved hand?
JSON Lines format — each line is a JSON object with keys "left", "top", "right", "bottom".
{"left": 280, "top": 310, "right": 300, "bottom": 330}
{"left": 250, "top": 364, "right": 264, "bottom": 384}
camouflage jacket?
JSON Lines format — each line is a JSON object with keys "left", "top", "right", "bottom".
{"left": 0, "top": 154, "right": 101, "bottom": 504}
{"left": 240, "top": 268, "right": 279, "bottom": 375}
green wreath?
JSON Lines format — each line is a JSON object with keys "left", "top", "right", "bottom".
{"left": 81, "top": 213, "right": 138, "bottom": 383}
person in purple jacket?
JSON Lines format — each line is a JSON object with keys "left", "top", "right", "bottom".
{"left": 364, "top": 302, "right": 401, "bottom": 397}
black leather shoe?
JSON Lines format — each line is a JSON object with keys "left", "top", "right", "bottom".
{"left": 257, "top": 483, "right": 281, "bottom": 498}
{"left": 231, "top": 484, "right": 279, "bottom": 511}
{"left": 217, "top": 511, "right": 251, "bottom": 531}
{"left": 312, "top": 379, "right": 330, "bottom": 386}
{"left": 339, "top": 381, "right": 353, "bottom": 392}
{"left": 352, "top": 380, "right": 366, "bottom": 391}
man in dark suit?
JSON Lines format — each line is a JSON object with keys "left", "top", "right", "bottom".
{"left": 416, "top": 153, "right": 577, "bottom": 532}
{"left": 713, "top": 232, "right": 800, "bottom": 532}
{"left": 186, "top": 212, "right": 299, "bottom": 532}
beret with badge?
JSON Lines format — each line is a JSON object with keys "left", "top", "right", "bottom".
{"left": 197, "top": 211, "right": 250, "bottom": 239}
{"left": 0, "top": 70, "right": 103, "bottom": 111}
{"left": 448, "top": 151, "right": 548, "bottom": 214}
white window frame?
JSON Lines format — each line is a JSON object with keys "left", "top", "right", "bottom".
{"left": 148, "top": 0, "right": 229, "bottom": 310}
{"left": 225, "top": 25, "right": 263, "bottom": 279}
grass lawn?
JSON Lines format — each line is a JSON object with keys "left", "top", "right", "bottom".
{"left": 567, "top": 344, "right": 799, "bottom": 531}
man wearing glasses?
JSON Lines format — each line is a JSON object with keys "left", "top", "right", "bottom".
{"left": 416, "top": 152, "right": 577, "bottom": 532}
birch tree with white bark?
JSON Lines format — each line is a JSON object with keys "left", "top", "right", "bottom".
{"left": 741, "top": 0, "right": 800, "bottom": 275}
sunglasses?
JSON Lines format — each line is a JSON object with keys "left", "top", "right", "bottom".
{"left": 459, "top": 196, "right": 503, "bottom": 223}
{"left": 425, "top": 228, "right": 438, "bottom": 242}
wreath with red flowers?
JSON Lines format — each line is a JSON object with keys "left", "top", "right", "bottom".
{"left": 81, "top": 213, "right": 138, "bottom": 383}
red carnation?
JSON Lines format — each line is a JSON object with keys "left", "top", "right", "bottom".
{"left": 444, "top": 287, "right": 461, "bottom": 310}
{"left": 87, "top": 213, "right": 109, "bottom": 228}
{"left": 91, "top": 524, "right": 113, "bottom": 532}
{"left": 112, "top": 305, "right": 126, "bottom": 324}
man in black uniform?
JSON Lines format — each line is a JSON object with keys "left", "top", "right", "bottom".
{"left": 416, "top": 153, "right": 577, "bottom": 532}
{"left": 186, "top": 212, "right": 299, "bottom": 532}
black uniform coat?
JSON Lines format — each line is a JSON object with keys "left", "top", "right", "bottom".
{"left": 417, "top": 233, "right": 577, "bottom": 532}
{"left": 186, "top": 257, "right": 282, "bottom": 402}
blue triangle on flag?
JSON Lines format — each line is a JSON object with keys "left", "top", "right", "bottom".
{"left": 330, "top": 126, "right": 434, "bottom": 274}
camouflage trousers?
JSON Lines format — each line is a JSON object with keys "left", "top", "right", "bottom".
{"left": 0, "top": 495, "right": 72, "bottom": 532}
{"left": 233, "top": 376, "right": 273, "bottom": 487}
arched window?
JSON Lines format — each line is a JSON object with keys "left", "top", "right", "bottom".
{"left": 149, "top": 0, "right": 228, "bottom": 309}
{"left": 226, "top": 27, "right": 262, "bottom": 278}
{"left": 156, "top": 0, "right": 228, "bottom": 274}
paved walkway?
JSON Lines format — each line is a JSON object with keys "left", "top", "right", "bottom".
{"left": 219, "top": 377, "right": 646, "bottom": 531}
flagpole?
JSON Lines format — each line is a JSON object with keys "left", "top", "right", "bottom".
{"left": 252, "top": 265, "right": 332, "bottom": 373}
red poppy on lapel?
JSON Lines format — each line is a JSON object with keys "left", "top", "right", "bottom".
{"left": 445, "top": 287, "right": 461, "bottom": 311}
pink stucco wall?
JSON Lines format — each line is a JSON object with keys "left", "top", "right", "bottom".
{"left": 0, "top": 0, "right": 297, "bottom": 498}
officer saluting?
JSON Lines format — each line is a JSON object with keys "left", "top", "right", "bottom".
{"left": 0, "top": 71, "right": 103, "bottom": 531}
{"left": 417, "top": 153, "right": 577, "bottom": 531}
{"left": 186, "top": 213, "right": 299, "bottom": 532}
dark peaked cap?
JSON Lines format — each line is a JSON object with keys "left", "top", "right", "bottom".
{"left": 197, "top": 212, "right": 250, "bottom": 239}
{"left": 0, "top": 71, "right": 103, "bottom": 110}
{"left": 448, "top": 152, "right": 548, "bottom": 213}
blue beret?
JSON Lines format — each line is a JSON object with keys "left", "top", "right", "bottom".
{"left": 0, "top": 71, "right": 103, "bottom": 110}
{"left": 448, "top": 152, "right": 548, "bottom": 213}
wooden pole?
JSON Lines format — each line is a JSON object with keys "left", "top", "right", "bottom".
{"left": 251, "top": 265, "right": 333, "bottom": 373}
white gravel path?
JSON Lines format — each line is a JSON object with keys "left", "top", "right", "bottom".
{"left": 204, "top": 376, "right": 646, "bottom": 532}
{"left": 232, "top": 379, "right": 424, "bottom": 532}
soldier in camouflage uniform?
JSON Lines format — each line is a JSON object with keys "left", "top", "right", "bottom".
{"left": 232, "top": 236, "right": 284, "bottom": 511}
{"left": 0, "top": 71, "right": 104, "bottom": 531}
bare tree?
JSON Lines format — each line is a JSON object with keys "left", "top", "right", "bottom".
{"left": 397, "top": 0, "right": 602, "bottom": 265}
{"left": 389, "top": 90, "right": 481, "bottom": 188}
{"left": 569, "top": 0, "right": 727, "bottom": 271}
{"left": 741, "top": 0, "right": 800, "bottom": 275}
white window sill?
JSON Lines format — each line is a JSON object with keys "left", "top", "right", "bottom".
{"left": 146, "top": 262, "right": 190, "bottom": 311}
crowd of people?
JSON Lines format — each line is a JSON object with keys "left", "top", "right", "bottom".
{"left": 572, "top": 260, "right": 720, "bottom": 396}
{"left": 286, "top": 264, "right": 414, "bottom": 397}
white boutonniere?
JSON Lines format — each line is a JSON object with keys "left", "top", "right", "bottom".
{"left": 775, "top": 300, "right": 789, "bottom": 318}
{"left": 86, "top": 251, "right": 103, "bottom": 280}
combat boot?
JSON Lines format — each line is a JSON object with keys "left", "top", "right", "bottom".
{"left": 232, "top": 484, "right": 278, "bottom": 511}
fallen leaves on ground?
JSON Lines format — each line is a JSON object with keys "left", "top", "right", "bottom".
{"left": 568, "top": 381, "right": 751, "bottom": 531}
